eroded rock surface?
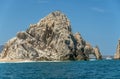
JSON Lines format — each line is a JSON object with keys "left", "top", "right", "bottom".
{"left": 0, "top": 45, "right": 4, "bottom": 53}
{"left": 93, "top": 46, "right": 102, "bottom": 59}
{"left": 0, "top": 11, "right": 102, "bottom": 61}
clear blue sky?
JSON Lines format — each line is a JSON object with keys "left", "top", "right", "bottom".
{"left": 0, "top": 0, "right": 120, "bottom": 55}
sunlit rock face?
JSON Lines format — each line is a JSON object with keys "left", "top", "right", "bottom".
{"left": 114, "top": 40, "right": 120, "bottom": 59}
{"left": 0, "top": 11, "right": 102, "bottom": 61}
{"left": 93, "top": 46, "right": 102, "bottom": 60}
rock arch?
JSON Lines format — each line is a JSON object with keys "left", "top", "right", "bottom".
{"left": 84, "top": 44, "right": 102, "bottom": 60}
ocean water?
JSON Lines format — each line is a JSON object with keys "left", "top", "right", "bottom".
{"left": 0, "top": 60, "right": 120, "bottom": 79}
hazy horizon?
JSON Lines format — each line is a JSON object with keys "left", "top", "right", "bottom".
{"left": 0, "top": 0, "right": 120, "bottom": 56}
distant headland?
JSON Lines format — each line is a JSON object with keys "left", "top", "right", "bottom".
{"left": 0, "top": 11, "right": 102, "bottom": 62}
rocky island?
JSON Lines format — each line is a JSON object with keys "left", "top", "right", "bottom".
{"left": 0, "top": 11, "right": 102, "bottom": 62}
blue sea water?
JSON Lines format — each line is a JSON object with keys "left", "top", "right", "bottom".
{"left": 0, "top": 60, "right": 120, "bottom": 79}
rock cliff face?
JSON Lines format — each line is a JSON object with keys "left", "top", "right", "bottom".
{"left": 114, "top": 40, "right": 120, "bottom": 59}
{"left": 0, "top": 11, "right": 102, "bottom": 61}
{"left": 0, "top": 45, "right": 4, "bottom": 53}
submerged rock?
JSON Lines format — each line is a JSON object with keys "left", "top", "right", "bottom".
{"left": 0, "top": 11, "right": 102, "bottom": 61}
{"left": 114, "top": 40, "right": 120, "bottom": 59}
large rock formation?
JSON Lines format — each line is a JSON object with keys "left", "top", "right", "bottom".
{"left": 0, "top": 11, "right": 102, "bottom": 61}
{"left": 114, "top": 40, "right": 120, "bottom": 59}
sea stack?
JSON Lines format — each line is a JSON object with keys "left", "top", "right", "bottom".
{"left": 93, "top": 46, "right": 102, "bottom": 59}
{"left": 114, "top": 40, "right": 120, "bottom": 59}
{"left": 0, "top": 11, "right": 102, "bottom": 61}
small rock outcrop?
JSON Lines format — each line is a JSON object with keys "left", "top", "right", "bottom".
{"left": 114, "top": 40, "right": 120, "bottom": 59}
{"left": 94, "top": 46, "right": 102, "bottom": 59}
{"left": 0, "top": 11, "right": 102, "bottom": 61}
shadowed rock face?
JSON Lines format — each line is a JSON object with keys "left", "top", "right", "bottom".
{"left": 0, "top": 11, "right": 102, "bottom": 61}
{"left": 0, "top": 45, "right": 4, "bottom": 53}
{"left": 114, "top": 40, "right": 120, "bottom": 59}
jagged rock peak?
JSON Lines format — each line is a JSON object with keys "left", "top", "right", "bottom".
{"left": 48, "top": 11, "right": 68, "bottom": 18}
{"left": 46, "top": 11, "right": 69, "bottom": 21}
{"left": 74, "top": 32, "right": 83, "bottom": 40}
{"left": 36, "top": 11, "right": 71, "bottom": 32}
